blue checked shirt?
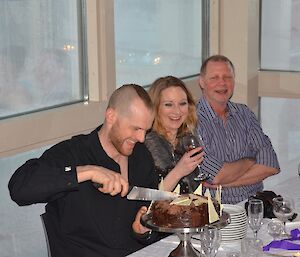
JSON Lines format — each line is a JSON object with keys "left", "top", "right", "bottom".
{"left": 196, "top": 97, "right": 280, "bottom": 204}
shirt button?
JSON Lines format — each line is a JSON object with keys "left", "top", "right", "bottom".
{"left": 65, "top": 166, "right": 72, "bottom": 172}
{"left": 67, "top": 182, "right": 72, "bottom": 187}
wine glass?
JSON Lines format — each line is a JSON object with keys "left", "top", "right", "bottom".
{"left": 272, "top": 196, "right": 295, "bottom": 238}
{"left": 181, "top": 132, "right": 208, "bottom": 181}
{"left": 267, "top": 220, "right": 283, "bottom": 240}
{"left": 241, "top": 237, "right": 263, "bottom": 257}
{"left": 247, "top": 198, "right": 264, "bottom": 240}
{"left": 199, "top": 226, "right": 221, "bottom": 257}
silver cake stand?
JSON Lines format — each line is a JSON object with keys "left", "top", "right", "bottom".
{"left": 141, "top": 211, "right": 230, "bottom": 257}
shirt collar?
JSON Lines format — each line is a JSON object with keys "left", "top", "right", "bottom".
{"left": 198, "top": 96, "right": 237, "bottom": 121}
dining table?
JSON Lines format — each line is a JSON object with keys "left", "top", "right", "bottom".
{"left": 127, "top": 176, "right": 300, "bottom": 257}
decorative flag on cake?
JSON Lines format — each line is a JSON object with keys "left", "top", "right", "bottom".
{"left": 205, "top": 188, "right": 220, "bottom": 223}
{"left": 158, "top": 177, "right": 164, "bottom": 191}
{"left": 215, "top": 185, "right": 223, "bottom": 216}
{"left": 173, "top": 183, "right": 180, "bottom": 194}
{"left": 170, "top": 196, "right": 192, "bottom": 206}
{"left": 193, "top": 183, "right": 202, "bottom": 196}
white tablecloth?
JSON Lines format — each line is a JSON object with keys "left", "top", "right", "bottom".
{"left": 127, "top": 176, "right": 300, "bottom": 257}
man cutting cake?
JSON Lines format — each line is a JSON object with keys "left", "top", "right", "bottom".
{"left": 9, "top": 84, "right": 159, "bottom": 257}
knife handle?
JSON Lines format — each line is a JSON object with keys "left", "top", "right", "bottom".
{"left": 93, "top": 182, "right": 103, "bottom": 188}
{"left": 92, "top": 182, "right": 133, "bottom": 193}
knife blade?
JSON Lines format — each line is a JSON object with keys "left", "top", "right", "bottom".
{"left": 126, "top": 186, "right": 179, "bottom": 201}
{"left": 93, "top": 183, "right": 178, "bottom": 201}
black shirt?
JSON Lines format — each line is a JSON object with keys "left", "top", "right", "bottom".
{"left": 9, "top": 126, "right": 158, "bottom": 257}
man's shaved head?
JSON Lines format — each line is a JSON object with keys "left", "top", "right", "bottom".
{"left": 103, "top": 84, "right": 154, "bottom": 156}
{"left": 108, "top": 84, "right": 153, "bottom": 115}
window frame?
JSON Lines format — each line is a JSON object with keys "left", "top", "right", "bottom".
{"left": 258, "top": 0, "right": 300, "bottom": 99}
{"left": 0, "top": 0, "right": 116, "bottom": 157}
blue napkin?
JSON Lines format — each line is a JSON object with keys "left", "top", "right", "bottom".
{"left": 263, "top": 229, "right": 300, "bottom": 251}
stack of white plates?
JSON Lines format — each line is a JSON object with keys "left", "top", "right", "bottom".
{"left": 220, "top": 204, "right": 248, "bottom": 241}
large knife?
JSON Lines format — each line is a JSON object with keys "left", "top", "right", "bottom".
{"left": 127, "top": 186, "right": 179, "bottom": 201}
{"left": 93, "top": 183, "right": 178, "bottom": 201}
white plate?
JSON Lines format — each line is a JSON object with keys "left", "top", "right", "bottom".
{"left": 227, "top": 219, "right": 247, "bottom": 225}
{"left": 228, "top": 221, "right": 247, "bottom": 226}
{"left": 228, "top": 214, "right": 247, "bottom": 219}
{"left": 221, "top": 228, "right": 247, "bottom": 233}
{"left": 229, "top": 212, "right": 246, "bottom": 216}
{"left": 221, "top": 231, "right": 247, "bottom": 237}
{"left": 221, "top": 228, "right": 247, "bottom": 234}
{"left": 228, "top": 222, "right": 247, "bottom": 227}
{"left": 230, "top": 213, "right": 247, "bottom": 217}
{"left": 221, "top": 233, "right": 246, "bottom": 237}
{"left": 222, "top": 229, "right": 247, "bottom": 235}
{"left": 229, "top": 221, "right": 247, "bottom": 226}
{"left": 223, "top": 204, "right": 246, "bottom": 215}
{"left": 230, "top": 216, "right": 247, "bottom": 221}
{"left": 221, "top": 235, "right": 246, "bottom": 241}
{"left": 222, "top": 232, "right": 247, "bottom": 238}
{"left": 230, "top": 214, "right": 247, "bottom": 219}
{"left": 225, "top": 223, "right": 247, "bottom": 228}
{"left": 223, "top": 222, "right": 247, "bottom": 228}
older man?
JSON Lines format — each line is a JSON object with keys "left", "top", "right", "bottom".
{"left": 196, "top": 55, "right": 280, "bottom": 204}
{"left": 9, "top": 84, "right": 158, "bottom": 257}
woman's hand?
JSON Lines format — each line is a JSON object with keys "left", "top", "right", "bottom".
{"left": 162, "top": 147, "right": 204, "bottom": 191}
{"left": 175, "top": 146, "right": 204, "bottom": 178}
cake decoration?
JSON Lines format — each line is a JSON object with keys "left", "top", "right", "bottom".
{"left": 173, "top": 184, "right": 180, "bottom": 194}
{"left": 204, "top": 188, "right": 220, "bottom": 223}
{"left": 193, "top": 183, "right": 203, "bottom": 195}
{"left": 170, "top": 196, "right": 192, "bottom": 206}
{"left": 204, "top": 188, "right": 211, "bottom": 198}
{"left": 191, "top": 194, "right": 208, "bottom": 206}
{"left": 215, "top": 185, "right": 223, "bottom": 215}
{"left": 158, "top": 178, "right": 164, "bottom": 191}
{"left": 207, "top": 194, "right": 219, "bottom": 223}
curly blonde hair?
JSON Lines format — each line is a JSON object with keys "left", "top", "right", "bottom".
{"left": 148, "top": 76, "right": 197, "bottom": 140}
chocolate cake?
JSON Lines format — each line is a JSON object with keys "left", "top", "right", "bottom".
{"left": 151, "top": 194, "right": 219, "bottom": 228}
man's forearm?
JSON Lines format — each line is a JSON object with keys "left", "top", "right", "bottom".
{"left": 212, "top": 158, "right": 255, "bottom": 184}
{"left": 221, "top": 164, "right": 279, "bottom": 187}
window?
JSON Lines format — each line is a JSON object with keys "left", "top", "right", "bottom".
{"left": 261, "top": 0, "right": 300, "bottom": 71}
{"left": 260, "top": 97, "right": 300, "bottom": 186}
{"left": 114, "top": 0, "right": 206, "bottom": 87}
{"left": 0, "top": 0, "right": 87, "bottom": 119}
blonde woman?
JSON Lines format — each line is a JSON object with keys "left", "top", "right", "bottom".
{"left": 145, "top": 76, "right": 204, "bottom": 193}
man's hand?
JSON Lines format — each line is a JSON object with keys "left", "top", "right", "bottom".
{"left": 202, "top": 181, "right": 219, "bottom": 189}
{"left": 77, "top": 165, "right": 129, "bottom": 197}
{"left": 132, "top": 206, "right": 151, "bottom": 234}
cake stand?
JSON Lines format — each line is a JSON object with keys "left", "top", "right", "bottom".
{"left": 141, "top": 211, "right": 230, "bottom": 257}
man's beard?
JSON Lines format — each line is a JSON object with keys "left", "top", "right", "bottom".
{"left": 109, "top": 123, "right": 133, "bottom": 156}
